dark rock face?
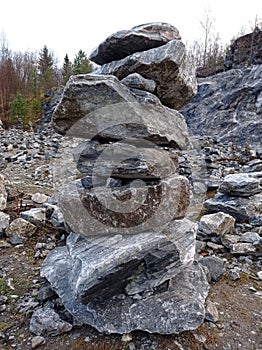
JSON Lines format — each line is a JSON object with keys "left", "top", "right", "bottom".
{"left": 181, "top": 65, "right": 262, "bottom": 148}
{"left": 95, "top": 40, "right": 197, "bottom": 109}
{"left": 89, "top": 22, "right": 181, "bottom": 65}
{"left": 225, "top": 28, "right": 262, "bottom": 69}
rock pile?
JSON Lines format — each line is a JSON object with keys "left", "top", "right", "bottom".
{"left": 205, "top": 172, "right": 262, "bottom": 224}
{"left": 37, "top": 23, "right": 211, "bottom": 335}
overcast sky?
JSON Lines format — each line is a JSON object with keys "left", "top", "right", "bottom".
{"left": 1, "top": 0, "right": 261, "bottom": 66}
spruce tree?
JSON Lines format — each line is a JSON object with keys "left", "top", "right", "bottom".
{"left": 62, "top": 54, "right": 73, "bottom": 84}
{"left": 72, "top": 50, "right": 93, "bottom": 75}
{"left": 38, "top": 45, "right": 55, "bottom": 89}
{"left": 10, "top": 91, "right": 28, "bottom": 123}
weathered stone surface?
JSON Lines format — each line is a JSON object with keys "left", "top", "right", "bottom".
{"left": 52, "top": 74, "right": 189, "bottom": 150}
{"left": 181, "top": 65, "right": 262, "bottom": 148}
{"left": 0, "top": 174, "right": 7, "bottom": 210}
{"left": 204, "top": 193, "right": 262, "bottom": 222}
{"left": 89, "top": 22, "right": 181, "bottom": 65}
{"left": 205, "top": 298, "right": 219, "bottom": 323}
{"left": 199, "top": 255, "right": 224, "bottom": 282}
{"left": 31, "top": 335, "right": 46, "bottom": 349}
{"left": 224, "top": 28, "right": 262, "bottom": 69}
{"left": 198, "top": 212, "right": 235, "bottom": 238}
{"left": 32, "top": 192, "right": 48, "bottom": 204}
{"left": 219, "top": 173, "right": 261, "bottom": 197}
{"left": 75, "top": 140, "right": 178, "bottom": 179}
{"left": 95, "top": 40, "right": 197, "bottom": 109}
{"left": 121, "top": 73, "right": 156, "bottom": 92}
{"left": 21, "top": 208, "right": 46, "bottom": 227}
{"left": 58, "top": 175, "right": 190, "bottom": 236}
{"left": 0, "top": 211, "right": 10, "bottom": 234}
{"left": 30, "top": 306, "right": 72, "bottom": 336}
{"left": 239, "top": 231, "right": 261, "bottom": 244}
{"left": 230, "top": 243, "right": 257, "bottom": 255}
{"left": 8, "top": 217, "right": 37, "bottom": 237}
{"left": 42, "top": 219, "right": 195, "bottom": 303}
{"left": 41, "top": 241, "right": 209, "bottom": 334}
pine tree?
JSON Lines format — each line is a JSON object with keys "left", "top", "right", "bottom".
{"left": 72, "top": 50, "right": 93, "bottom": 75}
{"left": 38, "top": 45, "right": 55, "bottom": 89}
{"left": 62, "top": 54, "right": 73, "bottom": 84}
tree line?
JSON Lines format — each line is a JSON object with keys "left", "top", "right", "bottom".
{"left": 1, "top": 13, "right": 260, "bottom": 128}
{"left": 0, "top": 35, "right": 93, "bottom": 128}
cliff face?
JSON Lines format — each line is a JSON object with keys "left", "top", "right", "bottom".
{"left": 225, "top": 28, "right": 262, "bottom": 69}
{"left": 181, "top": 64, "right": 262, "bottom": 150}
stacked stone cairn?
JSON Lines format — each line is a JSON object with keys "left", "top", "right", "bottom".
{"left": 39, "top": 23, "right": 210, "bottom": 334}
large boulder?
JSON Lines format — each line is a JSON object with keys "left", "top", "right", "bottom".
{"left": 90, "top": 22, "right": 181, "bottom": 65}
{"left": 95, "top": 39, "right": 197, "bottom": 109}
{"left": 75, "top": 140, "right": 178, "bottom": 179}
{"left": 41, "top": 221, "right": 210, "bottom": 334}
{"left": 52, "top": 74, "right": 189, "bottom": 149}
{"left": 58, "top": 175, "right": 190, "bottom": 236}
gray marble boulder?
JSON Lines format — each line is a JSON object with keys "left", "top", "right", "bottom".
{"left": 52, "top": 74, "right": 189, "bottom": 150}
{"left": 89, "top": 22, "right": 181, "bottom": 65}
{"left": 41, "top": 220, "right": 210, "bottom": 334}
{"left": 74, "top": 140, "right": 178, "bottom": 179}
{"left": 95, "top": 40, "right": 197, "bottom": 109}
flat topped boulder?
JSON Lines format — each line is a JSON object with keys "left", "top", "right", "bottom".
{"left": 219, "top": 173, "right": 261, "bottom": 197}
{"left": 89, "top": 22, "right": 181, "bottom": 65}
{"left": 52, "top": 74, "right": 189, "bottom": 149}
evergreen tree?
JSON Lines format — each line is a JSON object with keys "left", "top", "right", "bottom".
{"left": 30, "top": 66, "right": 40, "bottom": 98}
{"left": 10, "top": 91, "right": 28, "bottom": 122}
{"left": 72, "top": 50, "right": 92, "bottom": 75}
{"left": 30, "top": 97, "right": 42, "bottom": 118}
{"left": 38, "top": 45, "right": 55, "bottom": 89}
{"left": 62, "top": 54, "right": 73, "bottom": 84}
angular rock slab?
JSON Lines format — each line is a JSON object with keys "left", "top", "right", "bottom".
{"left": 75, "top": 140, "right": 178, "bottom": 179}
{"left": 198, "top": 212, "right": 235, "bottom": 238}
{"left": 41, "top": 232, "right": 209, "bottom": 334}
{"left": 204, "top": 193, "right": 262, "bottom": 222}
{"left": 89, "top": 22, "right": 181, "bottom": 65}
{"left": 95, "top": 40, "right": 197, "bottom": 109}
{"left": 47, "top": 219, "right": 196, "bottom": 302}
{"left": 52, "top": 74, "right": 189, "bottom": 150}
{"left": 58, "top": 175, "right": 190, "bottom": 236}
{"left": 219, "top": 173, "right": 261, "bottom": 197}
